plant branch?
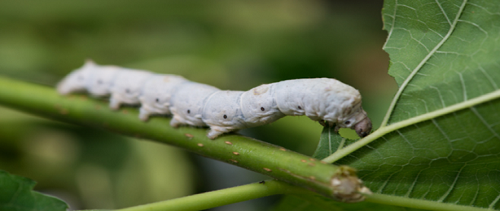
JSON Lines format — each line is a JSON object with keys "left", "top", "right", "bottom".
{"left": 0, "top": 76, "right": 367, "bottom": 202}
{"left": 116, "top": 180, "right": 305, "bottom": 211}
{"left": 323, "top": 88, "right": 500, "bottom": 163}
{"left": 365, "top": 193, "right": 490, "bottom": 211}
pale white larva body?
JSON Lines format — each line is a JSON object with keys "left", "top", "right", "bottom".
{"left": 57, "top": 60, "right": 98, "bottom": 95}
{"left": 85, "top": 65, "right": 120, "bottom": 97}
{"left": 199, "top": 78, "right": 371, "bottom": 139}
{"left": 201, "top": 91, "right": 247, "bottom": 139}
{"left": 58, "top": 61, "right": 372, "bottom": 139}
{"left": 168, "top": 82, "right": 220, "bottom": 127}
{"left": 240, "top": 84, "right": 285, "bottom": 127}
{"left": 138, "top": 74, "right": 188, "bottom": 121}
{"left": 272, "top": 78, "right": 366, "bottom": 130}
{"left": 109, "top": 69, "right": 154, "bottom": 110}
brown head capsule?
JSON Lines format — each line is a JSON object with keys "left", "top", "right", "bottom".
{"left": 352, "top": 117, "right": 372, "bottom": 138}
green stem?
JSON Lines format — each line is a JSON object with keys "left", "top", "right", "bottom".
{"left": 323, "top": 88, "right": 500, "bottom": 163}
{"left": 117, "top": 180, "right": 305, "bottom": 211}
{"left": 365, "top": 193, "right": 490, "bottom": 211}
{"left": 0, "top": 76, "right": 364, "bottom": 201}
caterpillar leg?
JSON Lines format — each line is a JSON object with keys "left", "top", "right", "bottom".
{"left": 206, "top": 126, "right": 237, "bottom": 139}
{"left": 139, "top": 107, "right": 151, "bottom": 122}
{"left": 319, "top": 120, "right": 335, "bottom": 128}
{"left": 109, "top": 96, "right": 121, "bottom": 110}
{"left": 328, "top": 121, "right": 335, "bottom": 128}
{"left": 170, "top": 117, "right": 183, "bottom": 128}
{"left": 207, "top": 128, "right": 225, "bottom": 140}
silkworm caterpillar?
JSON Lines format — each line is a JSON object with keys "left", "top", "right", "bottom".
{"left": 57, "top": 60, "right": 372, "bottom": 139}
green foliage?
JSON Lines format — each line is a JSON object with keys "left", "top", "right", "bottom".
{"left": 361, "top": 0, "right": 500, "bottom": 209}
{"left": 0, "top": 170, "right": 67, "bottom": 211}
{"left": 383, "top": 0, "right": 500, "bottom": 124}
{"left": 312, "top": 127, "right": 345, "bottom": 160}
{"left": 2, "top": 0, "right": 499, "bottom": 211}
{"left": 276, "top": 0, "right": 500, "bottom": 210}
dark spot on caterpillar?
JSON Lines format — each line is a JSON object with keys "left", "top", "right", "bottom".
{"left": 155, "top": 98, "right": 159, "bottom": 103}
{"left": 345, "top": 120, "right": 351, "bottom": 125}
{"left": 125, "top": 89, "right": 130, "bottom": 93}
{"left": 259, "top": 181, "right": 265, "bottom": 184}
{"left": 260, "top": 107, "right": 265, "bottom": 111}
{"left": 187, "top": 109, "right": 191, "bottom": 114}
{"left": 223, "top": 114, "right": 227, "bottom": 119}
{"left": 298, "top": 106, "right": 302, "bottom": 109}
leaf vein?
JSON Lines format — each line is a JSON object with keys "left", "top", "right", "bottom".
{"left": 381, "top": 0, "right": 469, "bottom": 127}
{"left": 383, "top": 0, "right": 399, "bottom": 49}
{"left": 438, "top": 164, "right": 466, "bottom": 202}
{"left": 435, "top": 0, "right": 452, "bottom": 26}
{"left": 457, "top": 72, "right": 468, "bottom": 101}
{"left": 470, "top": 107, "right": 500, "bottom": 139}
{"left": 488, "top": 190, "right": 500, "bottom": 209}
{"left": 476, "top": 64, "right": 499, "bottom": 90}
{"left": 430, "top": 86, "right": 447, "bottom": 108}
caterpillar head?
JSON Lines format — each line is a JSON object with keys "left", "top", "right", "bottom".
{"left": 325, "top": 93, "right": 371, "bottom": 138}
{"left": 335, "top": 107, "right": 372, "bottom": 138}
{"left": 56, "top": 59, "right": 96, "bottom": 95}
{"left": 339, "top": 91, "right": 372, "bottom": 137}
{"left": 353, "top": 116, "right": 372, "bottom": 137}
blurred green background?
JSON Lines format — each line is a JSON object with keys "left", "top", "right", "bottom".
{"left": 0, "top": 1, "right": 396, "bottom": 210}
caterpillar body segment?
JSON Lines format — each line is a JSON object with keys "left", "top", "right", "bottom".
{"left": 109, "top": 69, "right": 154, "bottom": 110}
{"left": 168, "top": 82, "right": 220, "bottom": 128}
{"left": 240, "top": 84, "right": 285, "bottom": 127}
{"left": 202, "top": 91, "right": 246, "bottom": 139}
{"left": 138, "top": 75, "right": 188, "bottom": 121}
{"left": 85, "top": 65, "right": 120, "bottom": 97}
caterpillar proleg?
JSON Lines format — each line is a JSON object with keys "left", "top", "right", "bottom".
{"left": 109, "top": 69, "right": 154, "bottom": 110}
{"left": 169, "top": 82, "right": 220, "bottom": 128}
{"left": 202, "top": 91, "right": 247, "bottom": 139}
{"left": 57, "top": 60, "right": 372, "bottom": 139}
{"left": 138, "top": 74, "right": 188, "bottom": 121}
